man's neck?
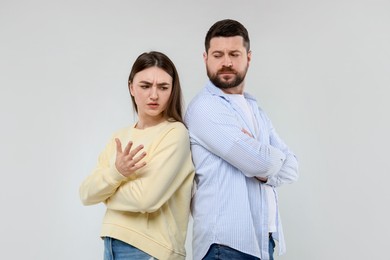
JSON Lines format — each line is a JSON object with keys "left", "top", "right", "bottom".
{"left": 220, "top": 84, "right": 245, "bottom": 95}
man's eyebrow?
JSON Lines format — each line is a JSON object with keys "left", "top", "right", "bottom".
{"left": 211, "top": 50, "right": 241, "bottom": 54}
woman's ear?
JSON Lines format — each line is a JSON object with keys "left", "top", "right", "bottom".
{"left": 129, "top": 82, "right": 134, "bottom": 96}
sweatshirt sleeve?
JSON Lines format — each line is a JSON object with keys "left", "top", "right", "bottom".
{"left": 104, "top": 125, "right": 194, "bottom": 213}
{"left": 79, "top": 137, "right": 127, "bottom": 206}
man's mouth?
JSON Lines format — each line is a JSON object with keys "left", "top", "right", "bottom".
{"left": 218, "top": 69, "right": 236, "bottom": 74}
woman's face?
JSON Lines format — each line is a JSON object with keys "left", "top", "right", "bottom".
{"left": 130, "top": 66, "right": 172, "bottom": 125}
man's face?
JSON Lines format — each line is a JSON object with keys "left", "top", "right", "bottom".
{"left": 204, "top": 36, "right": 251, "bottom": 91}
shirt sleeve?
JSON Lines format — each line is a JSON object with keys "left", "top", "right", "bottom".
{"left": 265, "top": 118, "right": 299, "bottom": 187}
{"left": 79, "top": 137, "right": 128, "bottom": 206}
{"left": 186, "top": 95, "right": 286, "bottom": 178}
{"left": 104, "top": 126, "right": 194, "bottom": 213}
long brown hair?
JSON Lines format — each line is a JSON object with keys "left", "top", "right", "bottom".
{"left": 128, "top": 51, "right": 184, "bottom": 124}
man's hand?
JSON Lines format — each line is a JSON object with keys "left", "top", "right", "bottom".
{"left": 241, "top": 128, "right": 253, "bottom": 138}
{"left": 255, "top": 176, "right": 268, "bottom": 183}
{"left": 115, "top": 138, "right": 147, "bottom": 177}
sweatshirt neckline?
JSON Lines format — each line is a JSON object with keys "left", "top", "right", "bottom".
{"left": 132, "top": 120, "right": 170, "bottom": 131}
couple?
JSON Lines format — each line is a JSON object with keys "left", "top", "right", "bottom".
{"left": 80, "top": 19, "right": 299, "bottom": 260}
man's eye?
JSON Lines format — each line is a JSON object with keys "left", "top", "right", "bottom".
{"left": 140, "top": 85, "right": 149, "bottom": 89}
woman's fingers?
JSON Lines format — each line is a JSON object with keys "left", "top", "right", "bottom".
{"left": 123, "top": 141, "right": 134, "bottom": 155}
{"left": 115, "top": 138, "right": 123, "bottom": 154}
{"left": 126, "top": 144, "right": 144, "bottom": 160}
{"left": 131, "top": 151, "right": 147, "bottom": 165}
{"left": 115, "top": 139, "right": 147, "bottom": 177}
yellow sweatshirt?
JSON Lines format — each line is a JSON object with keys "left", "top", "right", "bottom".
{"left": 80, "top": 120, "right": 195, "bottom": 259}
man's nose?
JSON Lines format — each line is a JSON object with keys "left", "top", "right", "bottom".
{"left": 223, "top": 55, "right": 233, "bottom": 67}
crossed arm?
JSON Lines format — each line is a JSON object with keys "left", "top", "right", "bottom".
{"left": 186, "top": 97, "right": 298, "bottom": 186}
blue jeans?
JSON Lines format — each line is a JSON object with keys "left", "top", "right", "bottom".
{"left": 203, "top": 235, "right": 275, "bottom": 260}
{"left": 104, "top": 237, "right": 156, "bottom": 260}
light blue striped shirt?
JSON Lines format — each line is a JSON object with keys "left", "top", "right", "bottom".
{"left": 185, "top": 81, "right": 299, "bottom": 260}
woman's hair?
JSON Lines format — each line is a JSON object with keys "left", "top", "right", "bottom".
{"left": 128, "top": 51, "right": 184, "bottom": 124}
{"left": 205, "top": 19, "right": 250, "bottom": 53}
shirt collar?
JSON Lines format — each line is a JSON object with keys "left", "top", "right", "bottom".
{"left": 205, "top": 80, "right": 257, "bottom": 102}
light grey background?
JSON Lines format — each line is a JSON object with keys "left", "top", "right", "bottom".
{"left": 1, "top": 0, "right": 389, "bottom": 259}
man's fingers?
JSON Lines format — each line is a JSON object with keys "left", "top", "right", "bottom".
{"left": 242, "top": 128, "right": 253, "bottom": 138}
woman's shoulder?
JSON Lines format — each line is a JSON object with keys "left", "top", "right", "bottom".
{"left": 109, "top": 125, "right": 135, "bottom": 139}
{"left": 154, "top": 121, "right": 188, "bottom": 141}
{"left": 163, "top": 120, "right": 188, "bottom": 133}
{"left": 159, "top": 121, "right": 190, "bottom": 147}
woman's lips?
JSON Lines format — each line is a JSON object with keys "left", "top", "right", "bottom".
{"left": 147, "top": 103, "right": 159, "bottom": 108}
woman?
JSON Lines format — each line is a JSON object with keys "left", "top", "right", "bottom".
{"left": 80, "top": 51, "right": 195, "bottom": 260}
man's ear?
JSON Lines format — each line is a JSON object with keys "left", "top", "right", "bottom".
{"left": 203, "top": 52, "right": 208, "bottom": 64}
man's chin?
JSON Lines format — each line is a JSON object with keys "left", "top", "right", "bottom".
{"left": 217, "top": 77, "right": 236, "bottom": 87}
{"left": 213, "top": 81, "right": 237, "bottom": 89}
{"left": 209, "top": 73, "right": 244, "bottom": 89}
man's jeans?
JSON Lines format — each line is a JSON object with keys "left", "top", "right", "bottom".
{"left": 203, "top": 235, "right": 276, "bottom": 260}
{"left": 103, "top": 237, "right": 156, "bottom": 260}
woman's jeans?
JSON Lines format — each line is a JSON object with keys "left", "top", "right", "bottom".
{"left": 203, "top": 234, "right": 276, "bottom": 260}
{"left": 104, "top": 237, "right": 156, "bottom": 260}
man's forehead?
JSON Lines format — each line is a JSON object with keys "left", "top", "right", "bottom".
{"left": 209, "top": 36, "right": 245, "bottom": 50}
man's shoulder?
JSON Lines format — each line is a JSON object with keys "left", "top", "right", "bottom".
{"left": 188, "top": 86, "right": 228, "bottom": 108}
{"left": 189, "top": 90, "right": 214, "bottom": 105}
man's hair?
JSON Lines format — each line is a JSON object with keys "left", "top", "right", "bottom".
{"left": 205, "top": 19, "right": 250, "bottom": 53}
{"left": 128, "top": 51, "right": 184, "bottom": 124}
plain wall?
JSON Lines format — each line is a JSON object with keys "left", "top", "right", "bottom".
{"left": 1, "top": 0, "right": 389, "bottom": 259}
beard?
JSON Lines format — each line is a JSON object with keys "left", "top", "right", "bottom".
{"left": 207, "top": 65, "right": 248, "bottom": 89}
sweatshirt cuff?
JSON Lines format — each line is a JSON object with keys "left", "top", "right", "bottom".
{"left": 104, "top": 165, "right": 127, "bottom": 186}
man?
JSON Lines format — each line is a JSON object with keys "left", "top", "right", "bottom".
{"left": 185, "top": 19, "right": 299, "bottom": 260}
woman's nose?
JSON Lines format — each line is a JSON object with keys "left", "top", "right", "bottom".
{"left": 150, "top": 87, "right": 158, "bottom": 99}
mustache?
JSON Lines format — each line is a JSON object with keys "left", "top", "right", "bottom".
{"left": 218, "top": 67, "right": 237, "bottom": 74}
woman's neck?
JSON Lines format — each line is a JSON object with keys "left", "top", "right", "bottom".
{"left": 135, "top": 115, "right": 166, "bottom": 129}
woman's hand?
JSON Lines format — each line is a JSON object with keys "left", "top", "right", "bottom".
{"left": 115, "top": 138, "right": 147, "bottom": 177}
